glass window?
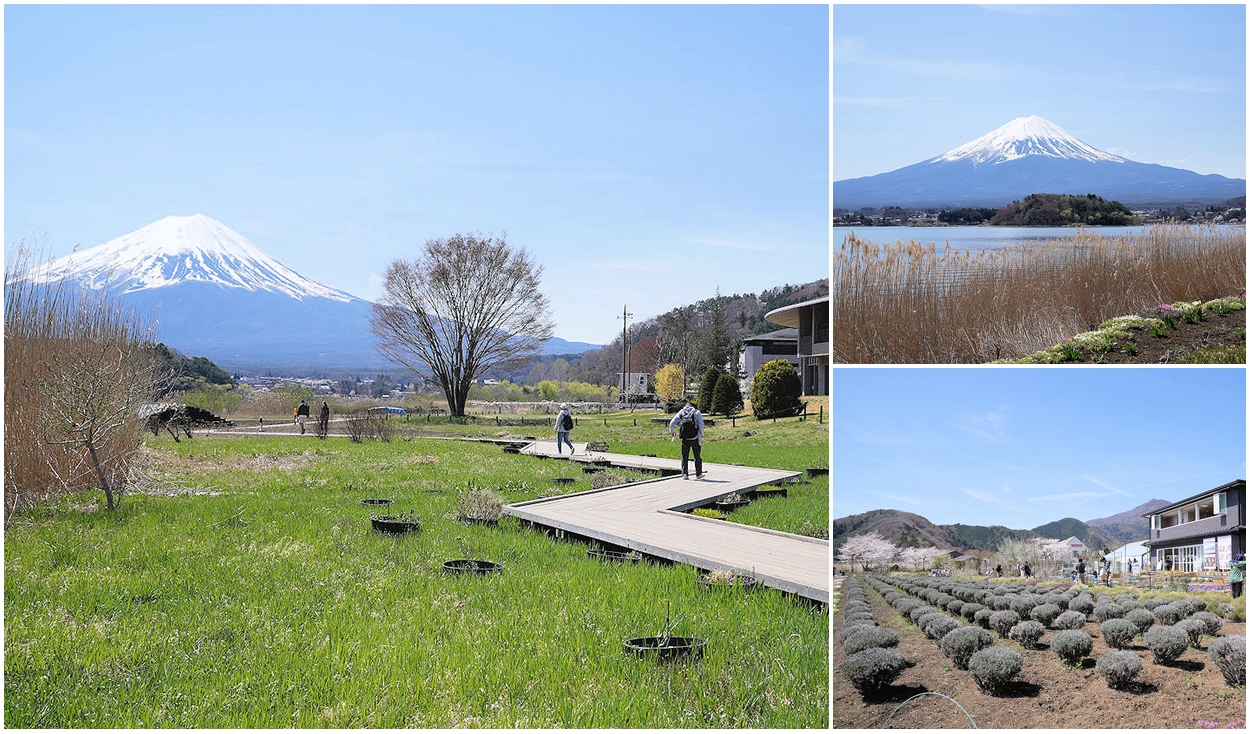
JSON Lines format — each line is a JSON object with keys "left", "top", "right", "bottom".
{"left": 1158, "top": 545, "right": 1201, "bottom": 573}
{"left": 1198, "top": 498, "right": 1216, "bottom": 520}
{"left": 1216, "top": 492, "right": 1227, "bottom": 514}
{"left": 1160, "top": 512, "right": 1178, "bottom": 529}
{"left": 1180, "top": 506, "right": 1196, "bottom": 524}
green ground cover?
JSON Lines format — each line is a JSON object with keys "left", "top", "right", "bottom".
{"left": 5, "top": 428, "right": 828, "bottom": 727}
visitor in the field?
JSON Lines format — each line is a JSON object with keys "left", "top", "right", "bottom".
{"left": 295, "top": 399, "right": 310, "bottom": 434}
{"left": 1231, "top": 554, "right": 1246, "bottom": 599}
{"left": 555, "top": 403, "right": 575, "bottom": 455}
{"left": 668, "top": 398, "right": 705, "bottom": 480}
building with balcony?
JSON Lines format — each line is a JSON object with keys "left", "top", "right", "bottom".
{"left": 1142, "top": 479, "right": 1245, "bottom": 572}
{"left": 764, "top": 296, "right": 828, "bottom": 396}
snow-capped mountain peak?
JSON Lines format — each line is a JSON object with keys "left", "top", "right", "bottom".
{"left": 931, "top": 115, "right": 1126, "bottom": 166}
{"left": 28, "top": 214, "right": 356, "bottom": 302}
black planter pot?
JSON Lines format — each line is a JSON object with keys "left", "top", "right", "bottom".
{"left": 502, "top": 446, "right": 522, "bottom": 454}
{"left": 361, "top": 498, "right": 393, "bottom": 507}
{"left": 550, "top": 477, "right": 576, "bottom": 485}
{"left": 588, "top": 547, "right": 641, "bottom": 563}
{"left": 443, "top": 559, "right": 504, "bottom": 575}
{"left": 697, "top": 573, "right": 760, "bottom": 592}
{"left": 582, "top": 466, "right": 604, "bottom": 474}
{"left": 371, "top": 515, "right": 420, "bottom": 535}
{"left": 623, "top": 636, "right": 706, "bottom": 662}
{"left": 754, "top": 487, "right": 788, "bottom": 499}
{"left": 591, "top": 458, "right": 612, "bottom": 467}
{"left": 714, "top": 499, "right": 750, "bottom": 513}
{"left": 806, "top": 468, "right": 829, "bottom": 478}
{"left": 660, "top": 468, "right": 682, "bottom": 477}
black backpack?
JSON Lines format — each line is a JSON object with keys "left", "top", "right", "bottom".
{"left": 559, "top": 412, "right": 573, "bottom": 431}
{"left": 678, "top": 410, "right": 698, "bottom": 439}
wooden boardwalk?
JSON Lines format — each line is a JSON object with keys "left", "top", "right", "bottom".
{"left": 506, "top": 441, "right": 829, "bottom": 604}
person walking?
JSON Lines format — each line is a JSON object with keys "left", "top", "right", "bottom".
{"left": 668, "top": 398, "right": 705, "bottom": 479}
{"left": 554, "top": 403, "right": 575, "bottom": 455}
{"left": 296, "top": 400, "right": 310, "bottom": 434}
{"left": 1023, "top": 562, "right": 1032, "bottom": 579}
{"left": 995, "top": 563, "right": 1003, "bottom": 578}
{"left": 1076, "top": 559, "right": 1086, "bottom": 585}
{"left": 317, "top": 401, "right": 330, "bottom": 439}
{"left": 1231, "top": 554, "right": 1246, "bottom": 599}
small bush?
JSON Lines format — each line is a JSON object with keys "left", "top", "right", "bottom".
{"left": 1114, "top": 594, "right": 1137, "bottom": 606}
{"left": 1100, "top": 618, "right": 1139, "bottom": 650}
{"left": 1125, "top": 608, "right": 1156, "bottom": 634}
{"left": 914, "top": 610, "right": 942, "bottom": 629}
{"left": 939, "top": 626, "right": 994, "bottom": 669}
{"left": 1218, "top": 603, "right": 1235, "bottom": 619}
{"left": 1008, "top": 620, "right": 1045, "bottom": 649}
{"left": 924, "top": 615, "right": 961, "bottom": 641}
{"left": 989, "top": 610, "right": 1021, "bottom": 637}
{"left": 894, "top": 599, "right": 921, "bottom": 616}
{"left": 1141, "top": 598, "right": 1169, "bottom": 611}
{"left": 1176, "top": 618, "right": 1205, "bottom": 648}
{"left": 1118, "top": 600, "right": 1144, "bottom": 612}
{"left": 843, "top": 627, "right": 900, "bottom": 656}
{"left": 974, "top": 609, "right": 994, "bottom": 629}
{"left": 845, "top": 613, "right": 875, "bottom": 626}
{"left": 990, "top": 596, "right": 1012, "bottom": 611}
{"left": 1184, "top": 597, "right": 1210, "bottom": 614}
{"left": 946, "top": 599, "right": 965, "bottom": 615}
{"left": 1207, "top": 635, "right": 1246, "bottom": 686}
{"left": 1053, "top": 610, "right": 1087, "bottom": 631}
{"left": 1051, "top": 630, "right": 1094, "bottom": 665}
{"left": 1068, "top": 596, "right": 1095, "bottom": 616}
{"left": 844, "top": 600, "right": 870, "bottom": 614}
{"left": 1030, "top": 603, "right": 1062, "bottom": 628}
{"left": 967, "top": 647, "right": 1023, "bottom": 695}
{"left": 1191, "top": 611, "right": 1223, "bottom": 637}
{"left": 1154, "top": 603, "right": 1185, "bottom": 626}
{"left": 841, "top": 647, "right": 909, "bottom": 693}
{"left": 750, "top": 359, "right": 803, "bottom": 419}
{"left": 1093, "top": 603, "right": 1126, "bottom": 623}
{"left": 1095, "top": 650, "right": 1143, "bottom": 689}
{"left": 1143, "top": 625, "right": 1190, "bottom": 664}
{"left": 961, "top": 603, "right": 984, "bottom": 622}
{"left": 1009, "top": 596, "right": 1040, "bottom": 618}
{"left": 838, "top": 623, "right": 875, "bottom": 644}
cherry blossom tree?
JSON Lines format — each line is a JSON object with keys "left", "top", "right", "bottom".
{"left": 840, "top": 532, "right": 899, "bottom": 571}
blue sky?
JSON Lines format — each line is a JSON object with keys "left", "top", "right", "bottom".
{"left": 834, "top": 4, "right": 1246, "bottom": 181}
{"left": 5, "top": 5, "right": 827, "bottom": 345}
{"left": 834, "top": 368, "right": 1247, "bottom": 529}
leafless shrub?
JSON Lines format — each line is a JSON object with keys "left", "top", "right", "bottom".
{"left": 5, "top": 245, "right": 169, "bottom": 514}
{"left": 833, "top": 224, "right": 1245, "bottom": 363}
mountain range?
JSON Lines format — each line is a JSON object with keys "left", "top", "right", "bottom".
{"left": 833, "top": 116, "right": 1246, "bottom": 210}
{"left": 21, "top": 215, "right": 600, "bottom": 371}
{"left": 832, "top": 498, "right": 1172, "bottom": 555}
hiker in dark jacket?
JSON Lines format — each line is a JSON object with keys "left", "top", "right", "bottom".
{"left": 1076, "top": 559, "right": 1086, "bottom": 585}
{"left": 317, "top": 401, "right": 330, "bottom": 438}
{"left": 296, "top": 400, "right": 310, "bottom": 434}
{"left": 555, "top": 403, "right": 575, "bottom": 455}
{"left": 1232, "top": 554, "right": 1246, "bottom": 599}
{"left": 667, "top": 398, "right": 705, "bottom": 479}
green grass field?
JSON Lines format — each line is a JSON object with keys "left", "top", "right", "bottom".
{"left": 4, "top": 412, "right": 828, "bottom": 727}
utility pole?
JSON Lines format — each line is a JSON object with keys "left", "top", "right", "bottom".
{"left": 618, "top": 305, "right": 632, "bottom": 405}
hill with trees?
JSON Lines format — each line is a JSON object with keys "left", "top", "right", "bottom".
{"left": 989, "top": 193, "right": 1141, "bottom": 226}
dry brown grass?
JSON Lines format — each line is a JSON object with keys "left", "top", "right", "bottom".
{"left": 833, "top": 224, "right": 1246, "bottom": 363}
{"left": 5, "top": 246, "right": 161, "bottom": 515}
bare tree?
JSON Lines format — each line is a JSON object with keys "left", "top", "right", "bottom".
{"left": 36, "top": 337, "right": 170, "bottom": 511}
{"left": 370, "top": 234, "right": 554, "bottom": 417}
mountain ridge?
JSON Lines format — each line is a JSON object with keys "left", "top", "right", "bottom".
{"left": 834, "top": 116, "right": 1246, "bottom": 210}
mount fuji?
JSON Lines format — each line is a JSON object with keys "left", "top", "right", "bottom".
{"left": 25, "top": 215, "right": 597, "bottom": 371}
{"left": 833, "top": 116, "right": 1246, "bottom": 210}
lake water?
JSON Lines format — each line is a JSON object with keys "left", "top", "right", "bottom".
{"left": 833, "top": 225, "right": 1158, "bottom": 253}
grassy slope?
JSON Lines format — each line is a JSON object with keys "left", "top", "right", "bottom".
{"left": 5, "top": 416, "right": 828, "bottom": 727}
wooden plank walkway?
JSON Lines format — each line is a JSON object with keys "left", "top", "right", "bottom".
{"left": 506, "top": 441, "right": 829, "bottom": 604}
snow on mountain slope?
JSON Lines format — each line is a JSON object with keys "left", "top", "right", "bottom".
{"left": 931, "top": 116, "right": 1126, "bottom": 166}
{"left": 29, "top": 214, "right": 357, "bottom": 302}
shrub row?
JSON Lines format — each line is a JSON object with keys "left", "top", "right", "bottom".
{"left": 840, "top": 576, "right": 910, "bottom": 694}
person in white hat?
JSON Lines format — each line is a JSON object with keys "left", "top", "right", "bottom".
{"left": 554, "top": 403, "right": 575, "bottom": 455}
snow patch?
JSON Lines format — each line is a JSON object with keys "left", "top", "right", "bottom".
{"left": 931, "top": 116, "right": 1126, "bottom": 166}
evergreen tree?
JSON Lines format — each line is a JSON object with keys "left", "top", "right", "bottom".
{"left": 710, "top": 372, "right": 744, "bottom": 416}
{"left": 750, "top": 359, "right": 802, "bottom": 418}
{"left": 696, "top": 366, "right": 723, "bottom": 413}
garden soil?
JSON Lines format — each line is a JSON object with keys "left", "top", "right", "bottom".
{"left": 1019, "top": 306, "right": 1245, "bottom": 364}
{"left": 833, "top": 577, "right": 1247, "bottom": 729}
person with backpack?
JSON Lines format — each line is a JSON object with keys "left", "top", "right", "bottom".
{"left": 554, "top": 403, "right": 575, "bottom": 455}
{"left": 295, "top": 400, "right": 310, "bottom": 435}
{"left": 667, "top": 398, "right": 705, "bottom": 480}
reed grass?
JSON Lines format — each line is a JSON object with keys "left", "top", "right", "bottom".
{"left": 833, "top": 224, "right": 1246, "bottom": 363}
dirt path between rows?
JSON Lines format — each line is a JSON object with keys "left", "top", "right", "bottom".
{"left": 833, "top": 576, "right": 1245, "bottom": 729}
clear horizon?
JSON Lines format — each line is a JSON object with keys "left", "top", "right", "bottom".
{"left": 834, "top": 4, "right": 1246, "bottom": 181}
{"left": 833, "top": 368, "right": 1248, "bottom": 532}
{"left": 5, "top": 5, "right": 828, "bottom": 345}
